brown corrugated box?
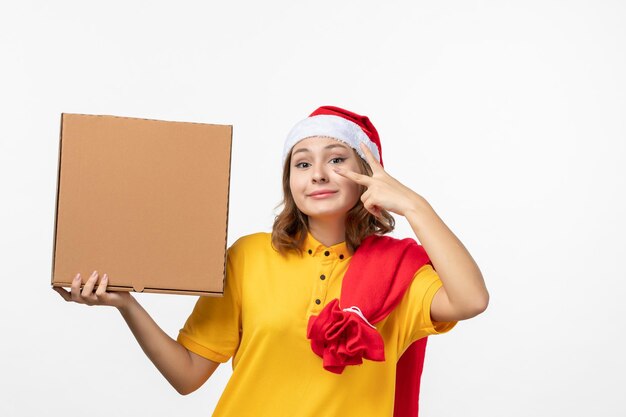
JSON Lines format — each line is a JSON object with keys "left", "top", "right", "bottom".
{"left": 51, "top": 113, "right": 232, "bottom": 296}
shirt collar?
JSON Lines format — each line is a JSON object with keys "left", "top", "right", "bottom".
{"left": 304, "top": 231, "right": 351, "bottom": 260}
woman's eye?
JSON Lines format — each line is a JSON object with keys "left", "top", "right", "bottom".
{"left": 295, "top": 158, "right": 345, "bottom": 168}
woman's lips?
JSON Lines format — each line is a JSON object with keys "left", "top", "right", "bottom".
{"left": 309, "top": 191, "right": 337, "bottom": 199}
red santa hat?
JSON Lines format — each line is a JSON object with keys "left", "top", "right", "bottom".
{"left": 283, "top": 105, "right": 385, "bottom": 167}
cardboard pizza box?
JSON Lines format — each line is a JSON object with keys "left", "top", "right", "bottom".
{"left": 51, "top": 113, "right": 232, "bottom": 296}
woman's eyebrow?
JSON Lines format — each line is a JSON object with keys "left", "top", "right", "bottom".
{"left": 292, "top": 144, "right": 349, "bottom": 156}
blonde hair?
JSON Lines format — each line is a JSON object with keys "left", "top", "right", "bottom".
{"left": 271, "top": 145, "right": 395, "bottom": 256}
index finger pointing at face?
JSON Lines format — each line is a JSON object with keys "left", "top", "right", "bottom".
{"left": 333, "top": 166, "right": 371, "bottom": 185}
{"left": 359, "top": 143, "right": 382, "bottom": 172}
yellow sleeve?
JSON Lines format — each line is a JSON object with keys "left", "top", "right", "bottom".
{"left": 176, "top": 242, "right": 243, "bottom": 363}
{"left": 394, "top": 264, "right": 458, "bottom": 353}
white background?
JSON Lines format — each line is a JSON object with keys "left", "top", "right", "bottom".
{"left": 1, "top": 1, "right": 624, "bottom": 416}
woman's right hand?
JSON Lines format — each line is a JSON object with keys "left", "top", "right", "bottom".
{"left": 53, "top": 270, "right": 134, "bottom": 310}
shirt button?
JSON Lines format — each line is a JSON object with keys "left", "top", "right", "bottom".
{"left": 324, "top": 250, "right": 330, "bottom": 256}
{"left": 320, "top": 274, "right": 326, "bottom": 280}
{"left": 339, "top": 254, "right": 344, "bottom": 259}
{"left": 315, "top": 299, "right": 321, "bottom": 305}
{"left": 308, "top": 249, "right": 312, "bottom": 254}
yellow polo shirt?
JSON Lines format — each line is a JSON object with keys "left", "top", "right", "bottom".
{"left": 177, "top": 231, "right": 457, "bottom": 416}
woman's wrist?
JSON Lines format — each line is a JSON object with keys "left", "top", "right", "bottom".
{"left": 117, "top": 294, "right": 139, "bottom": 315}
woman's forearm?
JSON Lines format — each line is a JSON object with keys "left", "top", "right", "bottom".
{"left": 117, "top": 297, "right": 195, "bottom": 394}
{"left": 405, "top": 197, "right": 489, "bottom": 315}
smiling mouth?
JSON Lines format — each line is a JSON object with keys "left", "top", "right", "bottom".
{"left": 308, "top": 191, "right": 337, "bottom": 197}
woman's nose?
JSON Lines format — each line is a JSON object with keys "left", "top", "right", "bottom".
{"left": 312, "top": 165, "right": 329, "bottom": 183}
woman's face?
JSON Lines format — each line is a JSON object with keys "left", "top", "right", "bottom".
{"left": 289, "top": 136, "right": 363, "bottom": 221}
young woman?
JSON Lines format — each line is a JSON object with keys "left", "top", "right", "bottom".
{"left": 53, "top": 105, "right": 489, "bottom": 416}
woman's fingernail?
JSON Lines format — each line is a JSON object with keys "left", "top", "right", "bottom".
{"left": 103, "top": 274, "right": 108, "bottom": 280}
{"left": 92, "top": 270, "right": 98, "bottom": 276}
{"left": 75, "top": 274, "right": 81, "bottom": 281}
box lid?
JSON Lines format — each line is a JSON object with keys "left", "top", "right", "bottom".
{"left": 51, "top": 113, "right": 232, "bottom": 296}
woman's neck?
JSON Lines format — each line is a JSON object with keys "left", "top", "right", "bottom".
{"left": 308, "top": 217, "right": 346, "bottom": 247}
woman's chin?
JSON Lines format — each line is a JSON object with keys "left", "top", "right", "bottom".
{"left": 303, "top": 209, "right": 348, "bottom": 221}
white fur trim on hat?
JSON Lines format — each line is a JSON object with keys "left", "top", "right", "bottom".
{"left": 282, "top": 114, "right": 381, "bottom": 165}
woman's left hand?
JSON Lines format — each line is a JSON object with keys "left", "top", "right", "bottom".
{"left": 333, "top": 142, "right": 425, "bottom": 218}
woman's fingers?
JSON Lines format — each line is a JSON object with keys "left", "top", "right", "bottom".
{"left": 71, "top": 272, "right": 83, "bottom": 302}
{"left": 81, "top": 270, "right": 99, "bottom": 297}
{"left": 68, "top": 270, "right": 99, "bottom": 305}
{"left": 60, "top": 270, "right": 130, "bottom": 308}
{"left": 95, "top": 273, "right": 108, "bottom": 297}
{"left": 52, "top": 286, "right": 71, "bottom": 301}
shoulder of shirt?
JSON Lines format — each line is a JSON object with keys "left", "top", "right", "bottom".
{"left": 392, "top": 264, "right": 440, "bottom": 314}
{"left": 414, "top": 263, "right": 437, "bottom": 278}
{"left": 228, "top": 231, "right": 272, "bottom": 255}
{"left": 409, "top": 263, "right": 440, "bottom": 290}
